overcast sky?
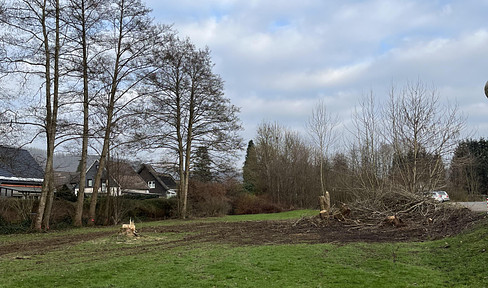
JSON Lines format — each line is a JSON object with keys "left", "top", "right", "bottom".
{"left": 145, "top": 0, "right": 488, "bottom": 151}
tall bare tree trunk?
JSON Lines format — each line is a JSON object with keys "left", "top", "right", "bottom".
{"left": 34, "top": 0, "right": 60, "bottom": 231}
{"left": 307, "top": 100, "right": 338, "bottom": 197}
{"left": 43, "top": 0, "right": 61, "bottom": 230}
{"left": 180, "top": 84, "right": 196, "bottom": 219}
{"left": 319, "top": 157, "right": 325, "bottom": 196}
{"left": 88, "top": 125, "right": 112, "bottom": 225}
{"left": 180, "top": 146, "right": 192, "bottom": 219}
{"left": 42, "top": 175, "right": 55, "bottom": 229}
{"left": 74, "top": 0, "right": 90, "bottom": 227}
{"left": 88, "top": 0, "right": 124, "bottom": 225}
{"left": 104, "top": 149, "right": 112, "bottom": 225}
{"left": 177, "top": 150, "right": 184, "bottom": 218}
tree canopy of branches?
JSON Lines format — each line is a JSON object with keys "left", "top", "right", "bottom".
{"left": 307, "top": 100, "right": 338, "bottom": 196}
{"left": 347, "top": 81, "right": 463, "bottom": 200}
{"left": 253, "top": 122, "right": 319, "bottom": 208}
{"left": 0, "top": 0, "right": 65, "bottom": 231}
{"left": 140, "top": 35, "right": 243, "bottom": 219}
{"left": 450, "top": 138, "right": 488, "bottom": 196}
{"left": 248, "top": 80, "right": 465, "bottom": 209}
{"left": 385, "top": 81, "right": 463, "bottom": 194}
{"left": 0, "top": 0, "right": 239, "bottom": 227}
{"left": 85, "top": 0, "right": 164, "bottom": 225}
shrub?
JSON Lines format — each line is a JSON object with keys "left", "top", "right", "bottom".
{"left": 232, "top": 193, "right": 284, "bottom": 215}
{"left": 1, "top": 196, "right": 178, "bottom": 233}
{"left": 48, "top": 200, "right": 75, "bottom": 229}
{"left": 222, "top": 178, "right": 246, "bottom": 198}
{"left": 127, "top": 198, "right": 178, "bottom": 220}
{"left": 121, "top": 194, "right": 159, "bottom": 200}
{"left": 55, "top": 185, "right": 77, "bottom": 202}
{"left": 188, "top": 180, "right": 232, "bottom": 217}
{"left": 0, "top": 218, "right": 32, "bottom": 234}
{"left": 0, "top": 198, "right": 36, "bottom": 224}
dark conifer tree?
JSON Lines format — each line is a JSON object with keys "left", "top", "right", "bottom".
{"left": 242, "top": 140, "right": 258, "bottom": 193}
{"left": 192, "top": 146, "right": 213, "bottom": 182}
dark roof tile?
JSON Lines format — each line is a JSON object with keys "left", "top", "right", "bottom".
{"left": 0, "top": 146, "right": 44, "bottom": 179}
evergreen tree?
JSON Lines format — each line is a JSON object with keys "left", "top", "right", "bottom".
{"left": 192, "top": 146, "right": 213, "bottom": 182}
{"left": 242, "top": 140, "right": 258, "bottom": 193}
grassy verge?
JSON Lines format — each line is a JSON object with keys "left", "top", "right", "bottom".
{"left": 218, "top": 209, "right": 318, "bottom": 221}
{"left": 1, "top": 210, "right": 487, "bottom": 287}
{"left": 1, "top": 210, "right": 315, "bottom": 245}
{"left": 134, "top": 209, "right": 318, "bottom": 228}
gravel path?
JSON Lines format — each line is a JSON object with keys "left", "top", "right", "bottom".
{"left": 456, "top": 202, "right": 488, "bottom": 212}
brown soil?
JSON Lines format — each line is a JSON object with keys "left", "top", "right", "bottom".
{"left": 141, "top": 207, "right": 485, "bottom": 246}
{"left": 0, "top": 230, "right": 115, "bottom": 257}
{"left": 1, "top": 207, "right": 485, "bottom": 257}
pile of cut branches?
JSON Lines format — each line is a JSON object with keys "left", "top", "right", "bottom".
{"left": 295, "top": 190, "right": 484, "bottom": 240}
{"left": 342, "top": 190, "right": 482, "bottom": 237}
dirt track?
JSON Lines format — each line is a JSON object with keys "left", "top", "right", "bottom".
{"left": 0, "top": 230, "right": 115, "bottom": 257}
{"left": 1, "top": 208, "right": 485, "bottom": 257}
{"left": 141, "top": 209, "right": 485, "bottom": 246}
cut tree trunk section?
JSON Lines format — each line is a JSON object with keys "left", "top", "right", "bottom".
{"left": 319, "top": 191, "right": 330, "bottom": 220}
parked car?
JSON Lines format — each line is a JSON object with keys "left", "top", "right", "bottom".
{"left": 431, "top": 191, "right": 450, "bottom": 202}
{"left": 166, "top": 190, "right": 177, "bottom": 198}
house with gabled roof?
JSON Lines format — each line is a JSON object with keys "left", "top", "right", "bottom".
{"left": 107, "top": 161, "right": 150, "bottom": 195}
{"left": 72, "top": 160, "right": 150, "bottom": 196}
{"left": 137, "top": 164, "right": 178, "bottom": 198}
{"left": 0, "top": 146, "right": 44, "bottom": 198}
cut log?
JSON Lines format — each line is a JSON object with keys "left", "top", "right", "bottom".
{"left": 319, "top": 196, "right": 326, "bottom": 211}
{"left": 384, "top": 215, "right": 404, "bottom": 227}
{"left": 333, "top": 204, "right": 351, "bottom": 221}
{"left": 319, "top": 210, "right": 328, "bottom": 220}
{"left": 318, "top": 192, "right": 331, "bottom": 220}
{"left": 319, "top": 192, "right": 330, "bottom": 211}
{"left": 339, "top": 203, "right": 351, "bottom": 217}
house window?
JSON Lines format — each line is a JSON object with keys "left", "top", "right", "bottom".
{"left": 87, "top": 179, "right": 93, "bottom": 187}
{"left": 148, "top": 181, "right": 155, "bottom": 189}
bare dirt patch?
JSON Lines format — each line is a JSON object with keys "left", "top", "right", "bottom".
{"left": 141, "top": 206, "right": 485, "bottom": 246}
{"left": 0, "top": 230, "right": 115, "bottom": 257}
{"left": 1, "top": 207, "right": 485, "bottom": 257}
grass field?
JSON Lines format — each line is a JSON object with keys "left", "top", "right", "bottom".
{"left": 1, "top": 210, "right": 487, "bottom": 287}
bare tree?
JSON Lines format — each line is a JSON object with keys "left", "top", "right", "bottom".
{"left": 86, "top": 0, "right": 161, "bottom": 224}
{"left": 254, "top": 122, "right": 318, "bottom": 208}
{"left": 142, "top": 34, "right": 243, "bottom": 219}
{"left": 63, "top": 0, "right": 107, "bottom": 227}
{"left": 254, "top": 122, "right": 282, "bottom": 201}
{"left": 307, "top": 100, "right": 338, "bottom": 196}
{"left": 385, "top": 80, "right": 464, "bottom": 194}
{"left": 0, "top": 0, "right": 65, "bottom": 231}
{"left": 349, "top": 91, "right": 391, "bottom": 200}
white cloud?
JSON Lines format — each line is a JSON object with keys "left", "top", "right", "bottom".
{"left": 272, "top": 61, "right": 373, "bottom": 91}
{"left": 145, "top": 0, "right": 488, "bottom": 147}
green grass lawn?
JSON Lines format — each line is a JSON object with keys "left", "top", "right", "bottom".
{"left": 1, "top": 210, "right": 487, "bottom": 287}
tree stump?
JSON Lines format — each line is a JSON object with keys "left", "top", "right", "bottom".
{"left": 119, "top": 218, "right": 138, "bottom": 237}
{"left": 318, "top": 191, "right": 330, "bottom": 220}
